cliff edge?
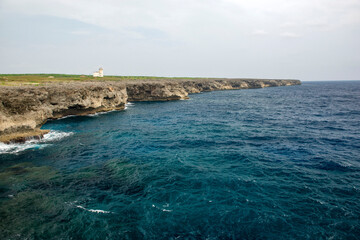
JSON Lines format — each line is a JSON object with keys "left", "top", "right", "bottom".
{"left": 0, "top": 78, "right": 300, "bottom": 143}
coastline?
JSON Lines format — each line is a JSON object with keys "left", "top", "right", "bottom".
{"left": 0, "top": 78, "right": 301, "bottom": 143}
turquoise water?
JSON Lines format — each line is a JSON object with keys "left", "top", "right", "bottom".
{"left": 1, "top": 81, "right": 360, "bottom": 239}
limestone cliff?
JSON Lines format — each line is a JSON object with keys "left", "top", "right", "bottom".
{"left": 126, "top": 81, "right": 189, "bottom": 101}
{"left": 0, "top": 78, "right": 300, "bottom": 143}
{"left": 0, "top": 82, "right": 127, "bottom": 143}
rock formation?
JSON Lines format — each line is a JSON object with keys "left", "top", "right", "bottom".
{"left": 0, "top": 78, "right": 300, "bottom": 143}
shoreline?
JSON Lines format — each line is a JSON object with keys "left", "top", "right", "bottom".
{"left": 0, "top": 78, "right": 301, "bottom": 143}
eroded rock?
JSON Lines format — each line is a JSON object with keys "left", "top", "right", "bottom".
{"left": 0, "top": 78, "right": 300, "bottom": 143}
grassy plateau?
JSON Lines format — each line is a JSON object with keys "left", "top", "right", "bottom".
{"left": 0, "top": 74, "right": 207, "bottom": 86}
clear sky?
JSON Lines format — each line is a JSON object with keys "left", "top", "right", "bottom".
{"left": 0, "top": 0, "right": 359, "bottom": 81}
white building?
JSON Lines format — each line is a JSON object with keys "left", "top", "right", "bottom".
{"left": 93, "top": 67, "right": 104, "bottom": 77}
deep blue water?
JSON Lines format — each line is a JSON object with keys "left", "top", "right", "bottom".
{"left": 1, "top": 81, "right": 360, "bottom": 239}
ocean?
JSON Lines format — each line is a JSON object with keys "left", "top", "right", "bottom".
{"left": 1, "top": 81, "right": 359, "bottom": 239}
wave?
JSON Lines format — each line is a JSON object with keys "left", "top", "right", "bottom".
{"left": 0, "top": 130, "right": 73, "bottom": 154}
{"left": 55, "top": 114, "right": 77, "bottom": 120}
{"left": 76, "top": 205, "right": 112, "bottom": 214}
{"left": 55, "top": 108, "right": 126, "bottom": 119}
{"left": 0, "top": 142, "right": 49, "bottom": 154}
{"left": 315, "top": 160, "right": 355, "bottom": 172}
{"left": 124, "top": 102, "right": 134, "bottom": 110}
{"left": 87, "top": 110, "right": 116, "bottom": 117}
{"left": 152, "top": 204, "right": 173, "bottom": 212}
{"left": 41, "top": 130, "right": 73, "bottom": 142}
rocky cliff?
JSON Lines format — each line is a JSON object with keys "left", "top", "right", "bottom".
{"left": 0, "top": 78, "right": 300, "bottom": 143}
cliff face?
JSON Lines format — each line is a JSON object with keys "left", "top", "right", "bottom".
{"left": 179, "top": 79, "right": 300, "bottom": 93}
{"left": 126, "top": 79, "right": 301, "bottom": 100}
{"left": 0, "top": 82, "right": 127, "bottom": 143}
{"left": 0, "top": 79, "right": 300, "bottom": 143}
{"left": 126, "top": 82, "right": 189, "bottom": 101}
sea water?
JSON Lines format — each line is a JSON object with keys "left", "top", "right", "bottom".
{"left": 0, "top": 81, "right": 359, "bottom": 239}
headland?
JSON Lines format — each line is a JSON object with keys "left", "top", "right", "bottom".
{"left": 0, "top": 75, "right": 301, "bottom": 143}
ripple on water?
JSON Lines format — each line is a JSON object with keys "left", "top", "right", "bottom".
{"left": 1, "top": 82, "right": 360, "bottom": 239}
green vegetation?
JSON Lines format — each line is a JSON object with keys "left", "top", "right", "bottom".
{"left": 0, "top": 74, "right": 209, "bottom": 86}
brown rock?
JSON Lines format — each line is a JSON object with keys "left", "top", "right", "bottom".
{"left": 0, "top": 78, "right": 301, "bottom": 143}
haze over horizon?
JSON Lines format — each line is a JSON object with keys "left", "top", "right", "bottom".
{"left": 0, "top": 0, "right": 359, "bottom": 81}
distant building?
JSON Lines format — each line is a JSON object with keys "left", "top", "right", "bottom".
{"left": 93, "top": 67, "right": 104, "bottom": 77}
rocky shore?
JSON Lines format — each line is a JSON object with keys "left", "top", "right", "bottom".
{"left": 0, "top": 78, "right": 300, "bottom": 143}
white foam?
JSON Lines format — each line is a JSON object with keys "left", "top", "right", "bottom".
{"left": 76, "top": 205, "right": 112, "bottom": 214}
{"left": 56, "top": 115, "right": 77, "bottom": 120}
{"left": 0, "top": 142, "right": 48, "bottom": 154}
{"left": 40, "top": 131, "right": 73, "bottom": 142}
{"left": 0, "top": 130, "right": 73, "bottom": 154}
{"left": 124, "top": 102, "right": 134, "bottom": 110}
{"left": 162, "top": 209, "right": 173, "bottom": 212}
{"left": 151, "top": 203, "right": 173, "bottom": 212}
{"left": 87, "top": 110, "right": 116, "bottom": 117}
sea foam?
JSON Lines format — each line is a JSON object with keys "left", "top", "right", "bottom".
{"left": 124, "top": 102, "right": 134, "bottom": 110}
{"left": 0, "top": 130, "right": 73, "bottom": 154}
{"left": 76, "top": 205, "right": 112, "bottom": 214}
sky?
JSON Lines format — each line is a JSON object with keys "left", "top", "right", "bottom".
{"left": 0, "top": 0, "right": 359, "bottom": 81}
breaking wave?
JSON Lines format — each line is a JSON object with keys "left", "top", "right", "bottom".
{"left": 76, "top": 205, "right": 112, "bottom": 214}
{"left": 124, "top": 102, "right": 134, "bottom": 110}
{"left": 0, "top": 131, "right": 73, "bottom": 154}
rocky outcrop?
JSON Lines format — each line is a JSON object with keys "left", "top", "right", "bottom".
{"left": 178, "top": 79, "right": 300, "bottom": 93}
{"left": 125, "top": 79, "right": 300, "bottom": 101}
{"left": 0, "top": 82, "right": 127, "bottom": 143}
{"left": 126, "top": 81, "right": 189, "bottom": 101}
{"left": 0, "top": 78, "right": 300, "bottom": 143}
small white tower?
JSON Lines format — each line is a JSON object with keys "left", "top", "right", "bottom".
{"left": 93, "top": 67, "right": 104, "bottom": 77}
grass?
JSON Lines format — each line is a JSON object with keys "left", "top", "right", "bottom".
{"left": 0, "top": 74, "right": 209, "bottom": 86}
